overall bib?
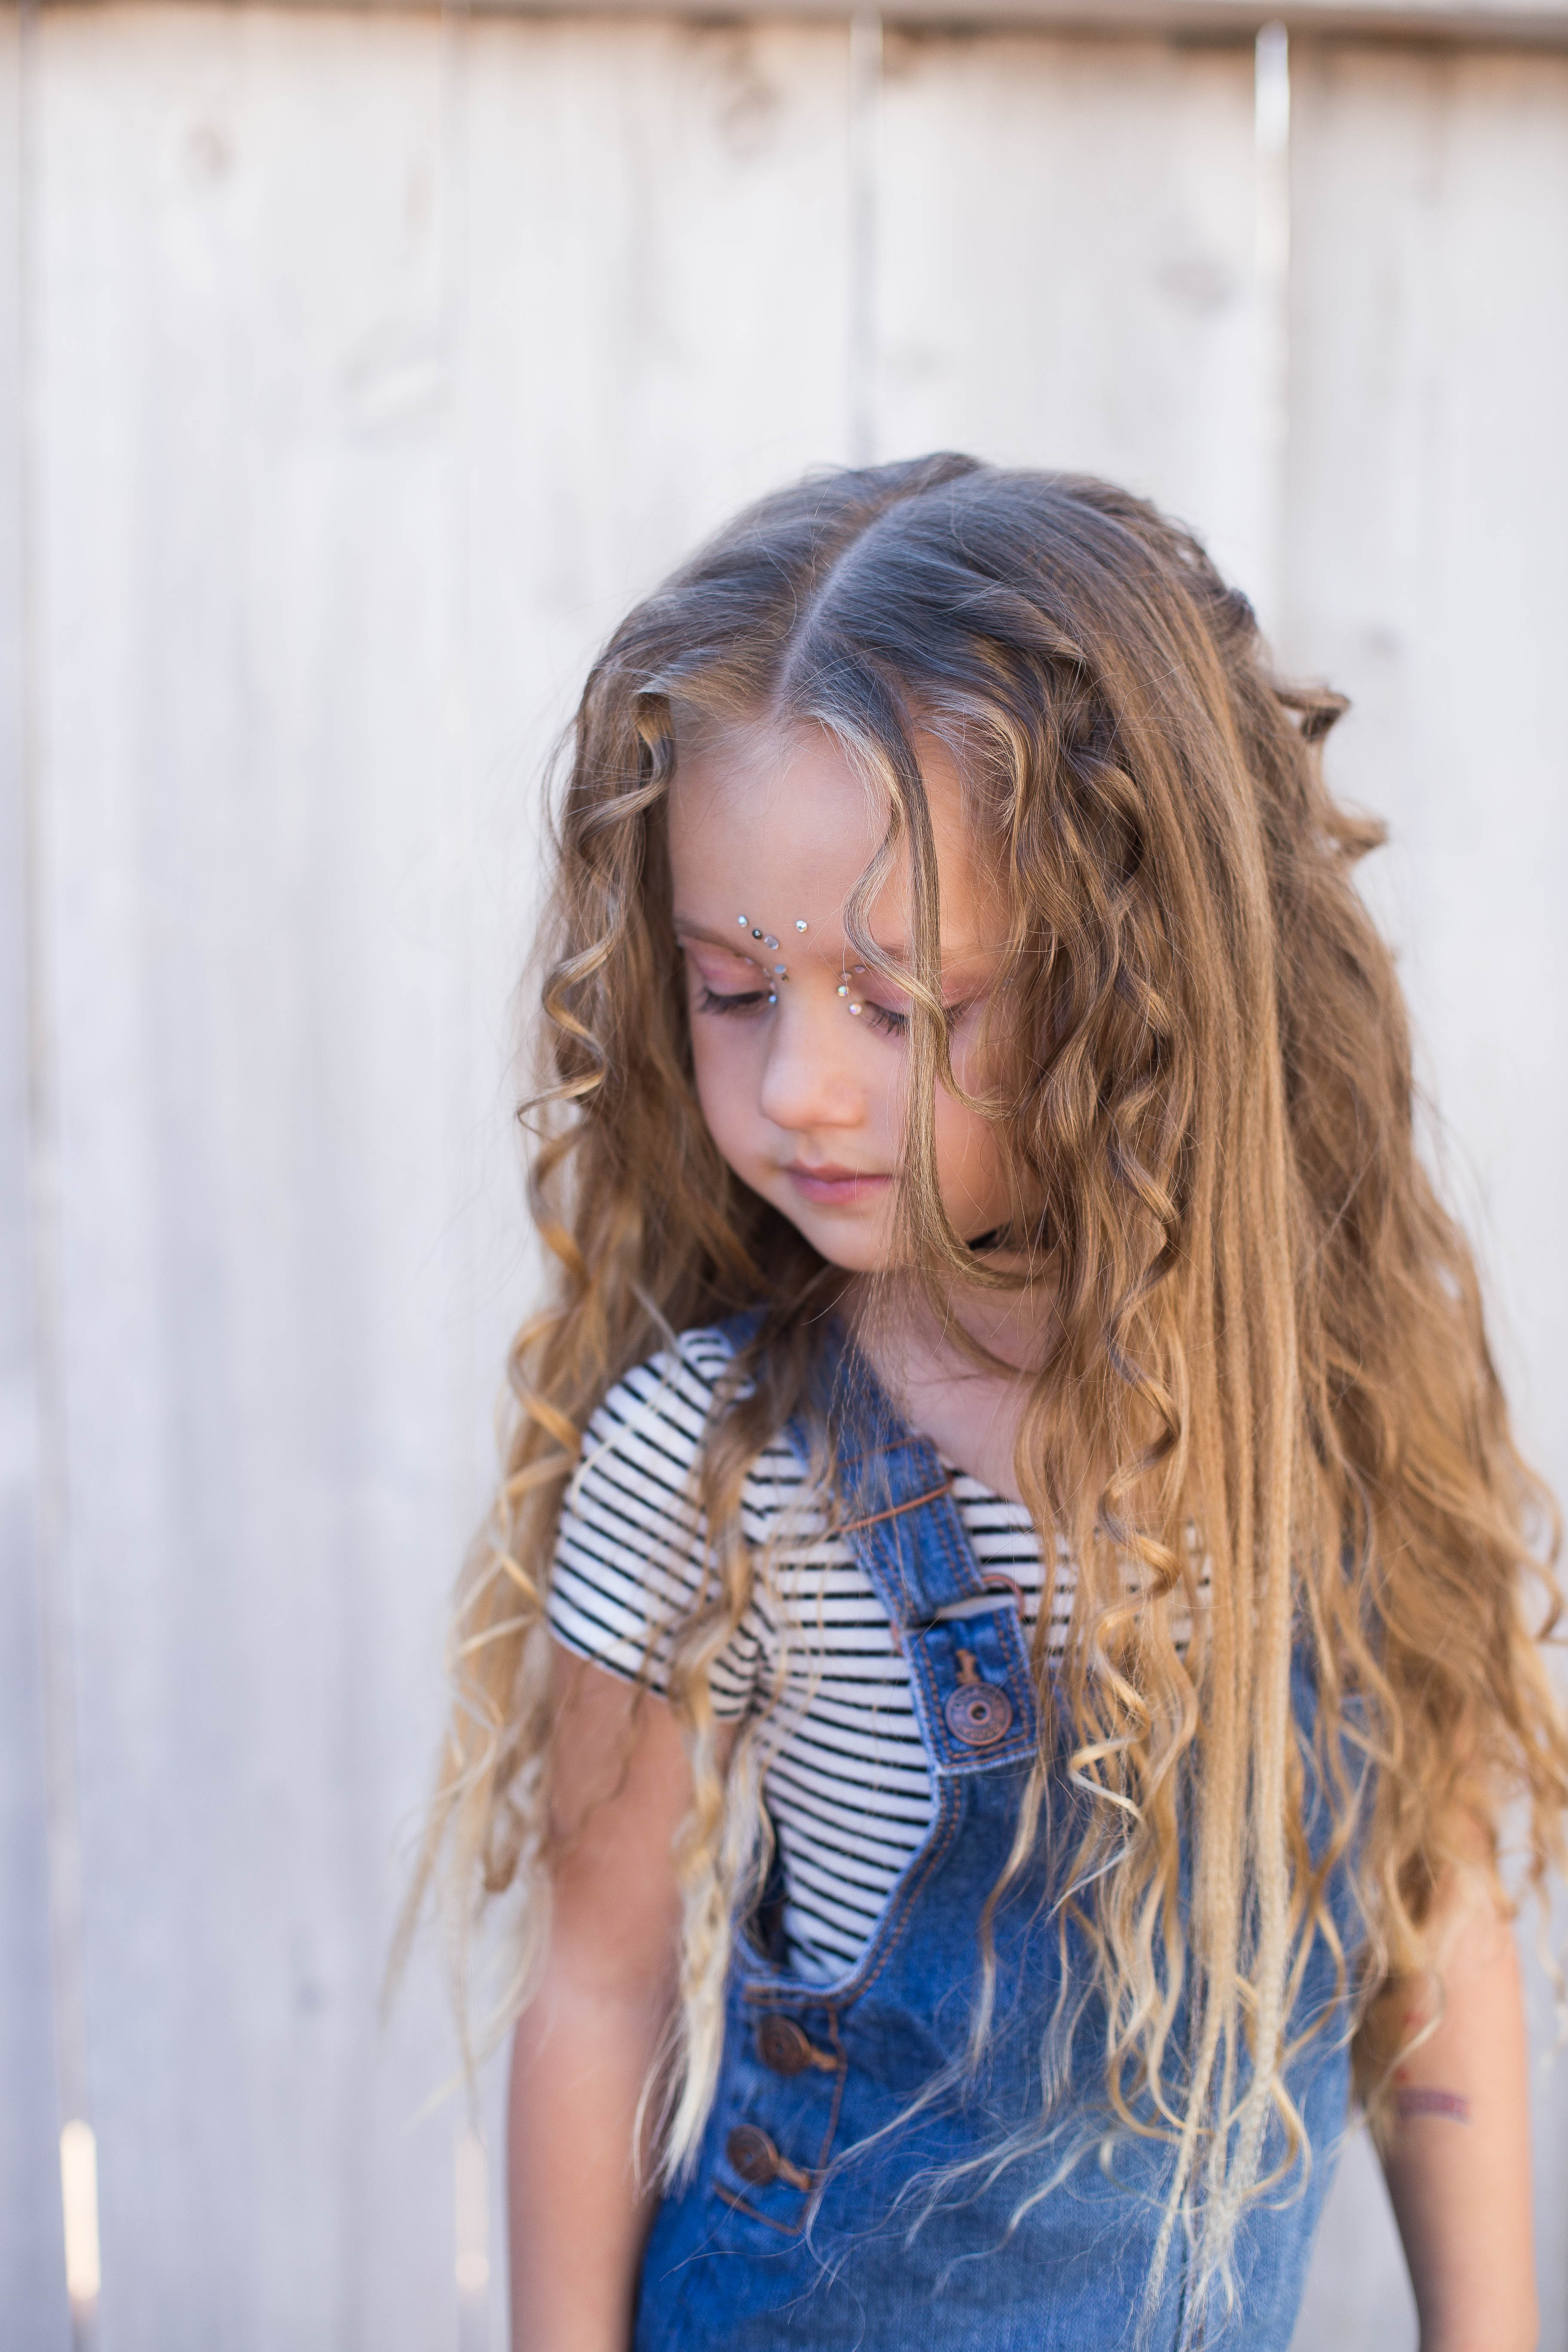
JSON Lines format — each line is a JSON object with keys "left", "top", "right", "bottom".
{"left": 634, "top": 1328, "right": 1357, "bottom": 2350}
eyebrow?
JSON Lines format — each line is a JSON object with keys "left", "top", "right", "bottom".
{"left": 672, "top": 921, "right": 769, "bottom": 952}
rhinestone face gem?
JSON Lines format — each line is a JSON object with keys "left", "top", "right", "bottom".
{"left": 772, "top": 964, "right": 786, "bottom": 976}
{"left": 763, "top": 934, "right": 778, "bottom": 950}
{"left": 795, "top": 919, "right": 808, "bottom": 932}
{"left": 752, "top": 928, "right": 763, "bottom": 940}
{"left": 836, "top": 983, "right": 848, "bottom": 998}
{"left": 737, "top": 915, "right": 748, "bottom": 926}
{"left": 848, "top": 1002, "right": 863, "bottom": 1016}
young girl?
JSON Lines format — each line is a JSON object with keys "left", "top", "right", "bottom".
{"left": 419, "top": 456, "right": 1568, "bottom": 2351}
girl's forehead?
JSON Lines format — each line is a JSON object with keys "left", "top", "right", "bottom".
{"left": 669, "top": 720, "right": 882, "bottom": 854}
{"left": 667, "top": 718, "right": 993, "bottom": 949}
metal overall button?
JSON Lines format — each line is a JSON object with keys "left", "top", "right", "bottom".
{"left": 755, "top": 2015, "right": 836, "bottom": 2076}
{"left": 725, "top": 2124, "right": 814, "bottom": 2191}
{"left": 943, "top": 1646, "right": 1014, "bottom": 1747}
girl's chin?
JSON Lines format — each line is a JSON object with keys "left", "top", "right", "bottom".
{"left": 760, "top": 1191, "right": 894, "bottom": 1272}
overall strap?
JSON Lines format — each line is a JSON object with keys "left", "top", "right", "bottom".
{"left": 785, "top": 1323, "right": 1039, "bottom": 1774}
{"left": 713, "top": 1304, "right": 770, "bottom": 1357}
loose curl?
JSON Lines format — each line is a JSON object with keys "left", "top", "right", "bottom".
{"left": 403, "top": 456, "right": 1568, "bottom": 2315}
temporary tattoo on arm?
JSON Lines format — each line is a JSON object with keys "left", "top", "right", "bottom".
{"left": 1393, "top": 2086, "right": 1472, "bottom": 2125}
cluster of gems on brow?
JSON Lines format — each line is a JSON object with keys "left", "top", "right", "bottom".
{"left": 734, "top": 915, "right": 868, "bottom": 1012}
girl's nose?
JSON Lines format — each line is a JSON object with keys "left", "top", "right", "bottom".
{"left": 756, "top": 997, "right": 865, "bottom": 1135}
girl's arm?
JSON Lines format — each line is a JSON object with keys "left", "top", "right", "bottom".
{"left": 508, "top": 1643, "right": 698, "bottom": 2352}
{"left": 1372, "top": 1882, "right": 1537, "bottom": 2352}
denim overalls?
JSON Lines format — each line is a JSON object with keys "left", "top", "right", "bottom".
{"left": 634, "top": 1327, "right": 1358, "bottom": 2350}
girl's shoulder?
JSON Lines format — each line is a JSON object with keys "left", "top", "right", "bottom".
{"left": 590, "top": 1318, "right": 747, "bottom": 1425}
{"left": 550, "top": 1323, "right": 773, "bottom": 1711}
{"left": 571, "top": 1319, "right": 799, "bottom": 1539}
{"left": 572, "top": 1319, "right": 752, "bottom": 1486}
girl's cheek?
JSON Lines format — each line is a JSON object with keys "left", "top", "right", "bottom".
{"left": 934, "top": 1091, "right": 1009, "bottom": 1218}
{"left": 687, "top": 1014, "right": 756, "bottom": 1140}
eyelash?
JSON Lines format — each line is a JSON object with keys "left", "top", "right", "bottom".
{"left": 695, "top": 985, "right": 964, "bottom": 1039}
{"left": 696, "top": 983, "right": 771, "bottom": 1017}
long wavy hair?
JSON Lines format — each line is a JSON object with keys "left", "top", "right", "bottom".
{"left": 406, "top": 455, "right": 1567, "bottom": 2309}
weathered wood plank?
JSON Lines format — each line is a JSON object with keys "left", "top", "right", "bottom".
{"left": 1285, "top": 38, "right": 1568, "bottom": 1533}
{"left": 872, "top": 27, "right": 1270, "bottom": 604}
{"left": 31, "top": 6, "right": 852, "bottom": 2342}
{"left": 456, "top": 9, "right": 855, "bottom": 813}
{"left": 549, "top": 0, "right": 1568, "bottom": 44}
{"left": 43, "top": 0, "right": 1568, "bottom": 61}
{"left": 0, "top": 3, "right": 73, "bottom": 2340}
{"left": 32, "top": 17, "right": 472, "bottom": 2341}
{"left": 1284, "top": 38, "right": 1568, "bottom": 2348}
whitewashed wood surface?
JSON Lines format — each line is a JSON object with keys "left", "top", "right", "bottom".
{"left": 3, "top": 8, "right": 1565, "bottom": 2346}
{"left": 875, "top": 27, "right": 1274, "bottom": 597}
{"left": 0, "top": 6, "right": 76, "bottom": 2343}
{"left": 1285, "top": 42, "right": 1568, "bottom": 2347}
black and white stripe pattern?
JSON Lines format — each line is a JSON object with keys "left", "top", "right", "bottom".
{"left": 548, "top": 1324, "right": 1073, "bottom": 1982}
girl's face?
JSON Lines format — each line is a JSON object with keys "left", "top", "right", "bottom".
{"left": 667, "top": 720, "right": 1013, "bottom": 1275}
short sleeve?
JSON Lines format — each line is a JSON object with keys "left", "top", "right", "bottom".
{"left": 546, "top": 1333, "right": 766, "bottom": 1721}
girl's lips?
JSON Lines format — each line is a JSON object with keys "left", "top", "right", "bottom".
{"left": 784, "top": 1162, "right": 891, "bottom": 1207}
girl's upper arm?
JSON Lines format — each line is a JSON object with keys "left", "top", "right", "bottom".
{"left": 546, "top": 1639, "right": 717, "bottom": 1993}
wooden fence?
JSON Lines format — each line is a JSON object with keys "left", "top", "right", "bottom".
{"left": 3, "top": 2, "right": 1565, "bottom": 2343}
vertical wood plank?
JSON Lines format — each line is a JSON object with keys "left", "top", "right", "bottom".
{"left": 34, "top": 11, "right": 482, "bottom": 2343}
{"left": 0, "top": 1, "right": 72, "bottom": 2338}
{"left": 1284, "top": 41, "right": 1568, "bottom": 2352}
{"left": 1285, "top": 42, "right": 1568, "bottom": 1491}
{"left": 457, "top": 10, "right": 854, "bottom": 814}
{"left": 872, "top": 29, "right": 1271, "bottom": 603}
{"left": 32, "top": 7, "right": 853, "bottom": 2344}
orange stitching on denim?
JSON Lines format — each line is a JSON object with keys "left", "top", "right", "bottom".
{"left": 715, "top": 2181, "right": 807, "bottom": 2236}
{"left": 830, "top": 1477, "right": 955, "bottom": 1539}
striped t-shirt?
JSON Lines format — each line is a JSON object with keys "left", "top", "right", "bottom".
{"left": 547, "top": 1323, "right": 1075, "bottom": 1984}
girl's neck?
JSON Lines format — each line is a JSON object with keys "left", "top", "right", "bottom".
{"left": 845, "top": 1267, "right": 1054, "bottom": 1505}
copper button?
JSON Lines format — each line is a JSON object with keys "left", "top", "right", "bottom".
{"left": 726, "top": 2124, "right": 781, "bottom": 2184}
{"left": 756, "top": 2016, "right": 814, "bottom": 2075}
{"left": 725, "top": 2124, "right": 813, "bottom": 2193}
{"left": 943, "top": 1646, "right": 1014, "bottom": 1748}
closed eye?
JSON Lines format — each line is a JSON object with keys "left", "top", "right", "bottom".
{"left": 696, "top": 983, "right": 771, "bottom": 1016}
{"left": 692, "top": 976, "right": 975, "bottom": 1032}
{"left": 859, "top": 998, "right": 972, "bottom": 1039}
